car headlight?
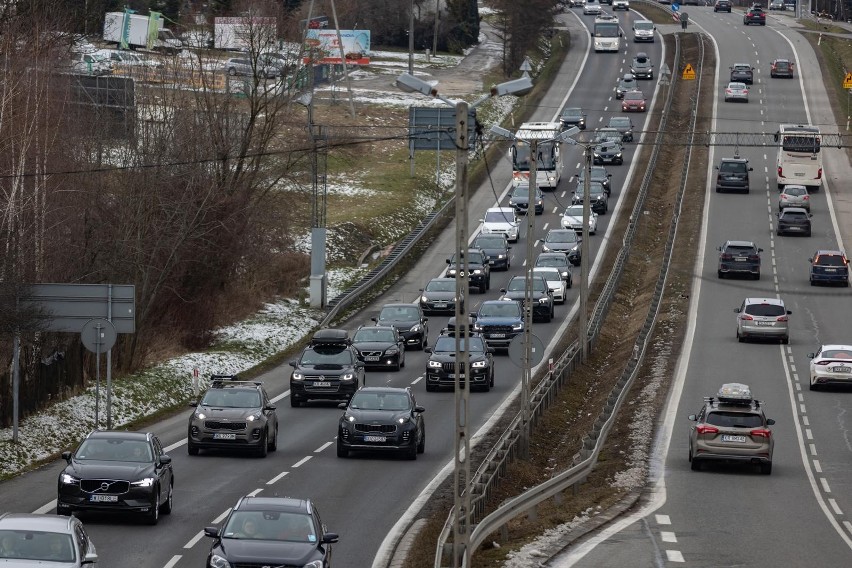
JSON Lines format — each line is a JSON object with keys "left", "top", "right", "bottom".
{"left": 246, "top": 413, "right": 261, "bottom": 422}
{"left": 497, "top": 254, "right": 506, "bottom": 259}
{"left": 473, "top": 322, "right": 483, "bottom": 331}
{"left": 292, "top": 372, "right": 304, "bottom": 381}
{"left": 209, "top": 554, "right": 232, "bottom": 568}
{"left": 346, "top": 414, "right": 355, "bottom": 422}
{"left": 447, "top": 269, "right": 457, "bottom": 276}
{"left": 561, "top": 270, "right": 569, "bottom": 278}
{"left": 194, "top": 411, "right": 207, "bottom": 420}
{"left": 398, "top": 416, "right": 410, "bottom": 424}
{"left": 420, "top": 295, "right": 429, "bottom": 302}
{"left": 340, "top": 373, "right": 355, "bottom": 381}
{"left": 472, "top": 360, "right": 487, "bottom": 368}
{"left": 615, "top": 152, "right": 622, "bottom": 157}
{"left": 304, "top": 561, "right": 324, "bottom": 568}
{"left": 572, "top": 245, "right": 580, "bottom": 252}
{"left": 131, "top": 477, "right": 155, "bottom": 488}
{"left": 385, "top": 347, "right": 400, "bottom": 356}
{"left": 539, "top": 297, "right": 550, "bottom": 304}
{"left": 428, "top": 360, "right": 443, "bottom": 368}
{"left": 594, "top": 152, "right": 601, "bottom": 157}
{"left": 410, "top": 324, "right": 422, "bottom": 332}
{"left": 512, "top": 322, "right": 524, "bottom": 331}
{"left": 542, "top": 244, "right": 551, "bottom": 252}
{"left": 61, "top": 473, "right": 79, "bottom": 485}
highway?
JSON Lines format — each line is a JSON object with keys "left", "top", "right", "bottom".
{"left": 0, "top": 8, "right": 668, "bottom": 568}
{"left": 552, "top": 7, "right": 852, "bottom": 567}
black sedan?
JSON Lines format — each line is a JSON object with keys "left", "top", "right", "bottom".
{"left": 473, "top": 234, "right": 511, "bottom": 271}
{"left": 351, "top": 325, "right": 406, "bottom": 370}
{"left": 372, "top": 303, "right": 429, "bottom": 349}
{"left": 425, "top": 333, "right": 495, "bottom": 392}
{"left": 499, "top": 275, "right": 555, "bottom": 322}
{"left": 418, "top": 277, "right": 464, "bottom": 315}
{"left": 560, "top": 106, "right": 586, "bottom": 130}
{"left": 541, "top": 228, "right": 582, "bottom": 266}
{"left": 508, "top": 183, "right": 544, "bottom": 215}
{"left": 593, "top": 141, "right": 624, "bottom": 165}
{"left": 337, "top": 387, "right": 425, "bottom": 459}
{"left": 204, "top": 496, "right": 337, "bottom": 568}
{"left": 571, "top": 182, "right": 609, "bottom": 214}
{"left": 57, "top": 430, "right": 174, "bottom": 525}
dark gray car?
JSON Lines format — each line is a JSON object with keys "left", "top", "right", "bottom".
{"left": 615, "top": 73, "right": 637, "bottom": 99}
{"left": 715, "top": 158, "right": 752, "bottom": 193}
{"left": 717, "top": 240, "right": 762, "bottom": 279}
{"left": 473, "top": 234, "right": 511, "bottom": 270}
{"left": 776, "top": 207, "right": 812, "bottom": 236}
{"left": 630, "top": 52, "right": 654, "bottom": 79}
{"left": 593, "top": 141, "right": 624, "bottom": 165}
{"left": 577, "top": 165, "right": 612, "bottom": 196}
{"left": 729, "top": 63, "right": 754, "bottom": 84}
{"left": 418, "top": 277, "right": 464, "bottom": 315}
{"left": 560, "top": 107, "right": 586, "bottom": 130}
{"left": 541, "top": 228, "right": 582, "bottom": 266}
{"left": 607, "top": 116, "right": 635, "bottom": 142}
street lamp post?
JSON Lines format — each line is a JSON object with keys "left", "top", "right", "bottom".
{"left": 395, "top": 71, "right": 533, "bottom": 568}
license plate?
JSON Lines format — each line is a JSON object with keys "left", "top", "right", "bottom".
{"left": 735, "top": 257, "right": 747, "bottom": 262}
{"left": 364, "top": 435, "right": 386, "bottom": 443}
{"left": 213, "top": 433, "right": 236, "bottom": 440}
{"left": 721, "top": 435, "right": 747, "bottom": 443}
{"left": 434, "top": 302, "right": 447, "bottom": 308}
{"left": 755, "top": 321, "right": 774, "bottom": 326}
{"left": 832, "top": 366, "right": 851, "bottom": 373}
{"left": 313, "top": 381, "right": 331, "bottom": 387}
{"left": 490, "top": 333, "right": 506, "bottom": 338}
{"left": 365, "top": 356, "right": 380, "bottom": 362}
{"left": 825, "top": 268, "right": 837, "bottom": 272}
{"left": 90, "top": 495, "right": 118, "bottom": 502}
{"left": 794, "top": 172, "right": 804, "bottom": 177}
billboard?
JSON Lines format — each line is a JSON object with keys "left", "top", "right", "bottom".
{"left": 304, "top": 29, "right": 370, "bottom": 65}
{"left": 214, "top": 17, "right": 277, "bottom": 51}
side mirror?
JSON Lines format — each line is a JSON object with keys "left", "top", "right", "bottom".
{"left": 807, "top": 352, "right": 815, "bottom": 358}
{"left": 204, "top": 527, "right": 220, "bottom": 538}
{"left": 734, "top": 307, "right": 741, "bottom": 313}
{"left": 688, "top": 414, "right": 697, "bottom": 421}
{"left": 189, "top": 401, "right": 198, "bottom": 407}
{"left": 159, "top": 455, "right": 172, "bottom": 465}
{"left": 264, "top": 404, "right": 276, "bottom": 411}
{"left": 62, "top": 451, "right": 72, "bottom": 462}
{"left": 748, "top": 167, "right": 754, "bottom": 171}
{"left": 414, "top": 405, "right": 426, "bottom": 413}
{"left": 423, "top": 317, "right": 428, "bottom": 322}
{"left": 714, "top": 165, "right": 719, "bottom": 170}
{"left": 500, "top": 288, "right": 507, "bottom": 294}
{"left": 338, "top": 402, "right": 347, "bottom": 409}
{"left": 322, "top": 532, "right": 340, "bottom": 544}
{"left": 808, "top": 257, "right": 813, "bottom": 262}
{"left": 786, "top": 310, "right": 792, "bottom": 315}
{"left": 758, "top": 248, "right": 764, "bottom": 252}
{"left": 766, "top": 418, "right": 776, "bottom": 426}
{"left": 717, "top": 246, "right": 723, "bottom": 251}
{"left": 775, "top": 212, "right": 780, "bottom": 217}
{"left": 446, "top": 258, "right": 452, "bottom": 264}
{"left": 289, "top": 360, "right": 297, "bottom": 367}
{"left": 419, "top": 288, "right": 424, "bottom": 292}
{"left": 371, "top": 316, "right": 378, "bottom": 322}
{"left": 424, "top": 347, "right": 433, "bottom": 354}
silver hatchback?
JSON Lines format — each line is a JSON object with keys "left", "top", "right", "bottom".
{"left": 0, "top": 513, "right": 98, "bottom": 566}
{"left": 779, "top": 184, "right": 810, "bottom": 211}
{"left": 735, "top": 297, "right": 791, "bottom": 344}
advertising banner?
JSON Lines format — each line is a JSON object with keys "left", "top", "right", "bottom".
{"left": 304, "top": 29, "right": 371, "bottom": 65}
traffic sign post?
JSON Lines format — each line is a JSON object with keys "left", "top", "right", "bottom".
{"left": 81, "top": 318, "right": 117, "bottom": 430}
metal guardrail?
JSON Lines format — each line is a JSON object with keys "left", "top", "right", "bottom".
{"left": 432, "top": 31, "right": 707, "bottom": 566}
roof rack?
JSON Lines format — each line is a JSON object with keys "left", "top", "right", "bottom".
{"left": 210, "top": 375, "right": 263, "bottom": 388}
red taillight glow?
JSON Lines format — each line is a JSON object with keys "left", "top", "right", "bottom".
{"left": 776, "top": 315, "right": 788, "bottom": 322}
{"left": 817, "top": 168, "right": 823, "bottom": 179}
{"left": 778, "top": 166, "right": 783, "bottom": 177}
{"left": 720, "top": 253, "right": 733, "bottom": 260}
{"left": 750, "top": 428, "right": 771, "bottom": 439}
{"left": 740, "top": 314, "right": 754, "bottom": 320}
{"left": 803, "top": 195, "right": 810, "bottom": 200}
{"left": 697, "top": 425, "right": 719, "bottom": 435}
{"left": 815, "top": 360, "right": 832, "bottom": 366}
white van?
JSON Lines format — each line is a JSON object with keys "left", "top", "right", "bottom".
{"left": 480, "top": 207, "right": 520, "bottom": 243}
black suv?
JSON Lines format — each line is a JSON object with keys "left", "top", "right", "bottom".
{"left": 471, "top": 300, "right": 524, "bottom": 350}
{"left": 630, "top": 52, "right": 654, "bottom": 79}
{"left": 337, "top": 386, "right": 425, "bottom": 459}
{"left": 372, "top": 303, "right": 429, "bottom": 349}
{"left": 744, "top": 5, "right": 766, "bottom": 24}
{"left": 187, "top": 376, "right": 279, "bottom": 457}
{"left": 57, "top": 430, "right": 174, "bottom": 525}
{"left": 473, "top": 234, "right": 511, "bottom": 271}
{"left": 714, "top": 0, "right": 732, "bottom": 11}
{"left": 717, "top": 240, "right": 763, "bottom": 279}
{"left": 446, "top": 247, "right": 491, "bottom": 293}
{"left": 204, "top": 496, "right": 338, "bottom": 567}
{"left": 577, "top": 165, "right": 612, "bottom": 196}
{"left": 425, "top": 333, "right": 495, "bottom": 392}
{"left": 289, "top": 329, "right": 365, "bottom": 407}
{"left": 776, "top": 207, "right": 812, "bottom": 236}
{"left": 715, "top": 157, "right": 752, "bottom": 193}
{"left": 499, "top": 275, "right": 555, "bottom": 322}
{"left": 571, "top": 182, "right": 609, "bottom": 214}
{"left": 593, "top": 141, "right": 624, "bottom": 165}
{"left": 560, "top": 107, "right": 586, "bottom": 130}
{"left": 508, "top": 183, "right": 544, "bottom": 215}
{"left": 351, "top": 325, "right": 406, "bottom": 370}
{"left": 729, "top": 63, "right": 754, "bottom": 84}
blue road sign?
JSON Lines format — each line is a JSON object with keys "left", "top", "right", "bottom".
{"left": 672, "top": 3, "right": 680, "bottom": 10}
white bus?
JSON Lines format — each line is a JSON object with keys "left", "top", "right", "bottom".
{"left": 775, "top": 124, "right": 822, "bottom": 190}
{"left": 593, "top": 15, "right": 621, "bottom": 52}
{"left": 511, "top": 122, "right": 563, "bottom": 190}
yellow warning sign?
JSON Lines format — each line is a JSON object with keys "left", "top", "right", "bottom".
{"left": 682, "top": 64, "right": 696, "bottom": 80}
{"left": 844, "top": 72, "right": 852, "bottom": 89}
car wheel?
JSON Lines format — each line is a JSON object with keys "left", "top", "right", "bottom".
{"left": 486, "top": 276, "right": 491, "bottom": 290}
{"left": 268, "top": 425, "right": 278, "bottom": 451}
{"left": 187, "top": 441, "right": 199, "bottom": 456}
{"left": 393, "top": 357, "right": 401, "bottom": 372}
{"left": 405, "top": 442, "right": 418, "bottom": 460}
{"left": 781, "top": 336, "right": 789, "bottom": 345}
{"left": 417, "top": 426, "right": 426, "bottom": 454}
{"left": 809, "top": 380, "right": 818, "bottom": 391}
{"left": 806, "top": 230, "right": 812, "bottom": 237}
{"left": 754, "top": 272, "right": 760, "bottom": 280}
{"left": 760, "top": 462, "right": 772, "bottom": 474}
{"left": 737, "top": 330, "right": 745, "bottom": 343}
{"left": 146, "top": 491, "right": 160, "bottom": 525}
{"left": 690, "top": 458, "right": 701, "bottom": 471}
{"left": 810, "top": 277, "right": 815, "bottom": 286}
{"left": 336, "top": 439, "right": 349, "bottom": 458}
{"left": 160, "top": 482, "right": 173, "bottom": 514}
{"left": 401, "top": 350, "right": 406, "bottom": 368}
{"left": 426, "top": 382, "right": 436, "bottom": 392}
{"left": 228, "top": 67, "right": 237, "bottom": 76}
{"left": 257, "top": 430, "right": 268, "bottom": 458}
{"left": 490, "top": 372, "right": 495, "bottom": 388}
{"left": 290, "top": 396, "right": 302, "bottom": 408}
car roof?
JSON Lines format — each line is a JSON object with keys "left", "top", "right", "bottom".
{"left": 487, "top": 206, "right": 514, "bottom": 212}
{"left": 538, "top": 252, "right": 569, "bottom": 259}
{"left": 562, "top": 107, "right": 583, "bottom": 113}
{"left": 728, "top": 82, "right": 747, "bottom": 87}
{"left": 0, "top": 513, "right": 77, "bottom": 532}
{"left": 743, "top": 297, "right": 785, "bottom": 306}
{"left": 533, "top": 266, "right": 562, "bottom": 275}
{"left": 723, "top": 240, "right": 757, "bottom": 247}
{"left": 720, "top": 157, "right": 748, "bottom": 163}
{"left": 234, "top": 496, "right": 312, "bottom": 514}
{"left": 382, "top": 302, "right": 419, "bottom": 308}
{"left": 813, "top": 249, "right": 846, "bottom": 257}
{"left": 86, "top": 430, "right": 150, "bottom": 442}
{"left": 781, "top": 206, "right": 809, "bottom": 214}
{"left": 356, "top": 386, "right": 411, "bottom": 395}
{"left": 732, "top": 62, "right": 751, "bottom": 67}
{"left": 773, "top": 58, "right": 790, "bottom": 63}
{"left": 427, "top": 277, "right": 457, "bottom": 283}
{"left": 819, "top": 344, "right": 852, "bottom": 351}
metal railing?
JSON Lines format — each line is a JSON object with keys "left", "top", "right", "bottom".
{"left": 431, "top": 31, "right": 707, "bottom": 566}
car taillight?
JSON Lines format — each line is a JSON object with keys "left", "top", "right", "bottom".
{"left": 778, "top": 166, "right": 783, "bottom": 177}
{"left": 780, "top": 194, "right": 789, "bottom": 200}
{"left": 776, "top": 315, "right": 788, "bottom": 322}
{"left": 802, "top": 195, "right": 809, "bottom": 200}
{"left": 740, "top": 314, "right": 754, "bottom": 320}
{"left": 748, "top": 255, "right": 760, "bottom": 261}
{"left": 720, "top": 253, "right": 733, "bottom": 260}
{"left": 697, "top": 425, "right": 719, "bottom": 435}
{"left": 815, "top": 360, "right": 832, "bottom": 366}
{"left": 817, "top": 168, "right": 823, "bottom": 179}
{"left": 750, "top": 428, "right": 771, "bottom": 439}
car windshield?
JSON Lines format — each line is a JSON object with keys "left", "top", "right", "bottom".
{"left": 815, "top": 254, "right": 847, "bottom": 266}
{"left": 635, "top": 21, "right": 653, "bottom": 30}
{"left": 576, "top": 184, "right": 604, "bottom": 196}
{"left": 783, "top": 186, "right": 806, "bottom": 196}
{"left": 507, "top": 278, "right": 546, "bottom": 292}
{"left": 733, "top": 64, "right": 751, "bottom": 71}
{"left": 743, "top": 303, "right": 785, "bottom": 317}
{"left": 536, "top": 256, "right": 567, "bottom": 267}
{"left": 562, "top": 108, "right": 582, "bottom": 118}
{"left": 609, "top": 117, "right": 631, "bottom": 128}
{"left": 76, "top": 438, "right": 152, "bottom": 462}
{"left": 620, "top": 78, "right": 635, "bottom": 87}
{"left": 201, "top": 389, "right": 261, "bottom": 408}
{"left": 535, "top": 269, "right": 562, "bottom": 281}
{"left": 433, "top": 336, "right": 486, "bottom": 352}
{"left": 565, "top": 205, "right": 584, "bottom": 216}
{"left": 706, "top": 411, "right": 763, "bottom": 428}
{"left": 425, "top": 280, "right": 455, "bottom": 292}
{"left": 0, "top": 530, "right": 76, "bottom": 562}
{"left": 724, "top": 245, "right": 756, "bottom": 254}
{"left": 300, "top": 347, "right": 353, "bottom": 365}
{"left": 547, "top": 231, "right": 578, "bottom": 243}
{"left": 478, "top": 303, "right": 520, "bottom": 317}
{"left": 728, "top": 82, "right": 746, "bottom": 89}
{"left": 349, "top": 391, "right": 411, "bottom": 411}
{"left": 625, "top": 92, "right": 643, "bottom": 101}
{"left": 720, "top": 161, "right": 746, "bottom": 173}
{"left": 821, "top": 349, "right": 852, "bottom": 358}
{"left": 511, "top": 186, "right": 539, "bottom": 198}
{"left": 775, "top": 61, "right": 790, "bottom": 69}
{"left": 380, "top": 306, "right": 420, "bottom": 320}
{"left": 783, "top": 211, "right": 808, "bottom": 220}
{"left": 484, "top": 210, "right": 514, "bottom": 223}
{"left": 223, "top": 511, "right": 317, "bottom": 543}
{"left": 474, "top": 237, "right": 506, "bottom": 248}
{"left": 450, "top": 252, "right": 485, "bottom": 265}
{"left": 353, "top": 328, "right": 396, "bottom": 343}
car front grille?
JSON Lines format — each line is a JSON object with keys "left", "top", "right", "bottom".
{"left": 80, "top": 479, "right": 130, "bottom": 494}
{"left": 205, "top": 421, "right": 247, "bottom": 431}
{"left": 482, "top": 325, "right": 515, "bottom": 334}
{"left": 359, "top": 350, "right": 383, "bottom": 357}
{"left": 354, "top": 423, "right": 397, "bottom": 433}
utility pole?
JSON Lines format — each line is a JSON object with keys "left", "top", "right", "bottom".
{"left": 521, "top": 141, "right": 537, "bottom": 459}
{"left": 580, "top": 145, "right": 592, "bottom": 360}
{"left": 409, "top": 0, "right": 415, "bottom": 75}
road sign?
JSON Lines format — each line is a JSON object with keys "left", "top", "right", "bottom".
{"left": 520, "top": 58, "right": 532, "bottom": 72}
{"left": 660, "top": 63, "right": 671, "bottom": 76}
{"left": 672, "top": 3, "right": 680, "bottom": 11}
{"left": 682, "top": 63, "right": 696, "bottom": 80}
{"left": 81, "top": 318, "right": 117, "bottom": 353}
{"left": 844, "top": 72, "right": 852, "bottom": 89}
{"left": 22, "top": 283, "right": 135, "bottom": 333}
{"left": 507, "top": 333, "right": 545, "bottom": 368}
{"left": 408, "top": 106, "right": 477, "bottom": 151}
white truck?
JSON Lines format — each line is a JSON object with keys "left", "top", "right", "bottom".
{"left": 103, "top": 12, "right": 182, "bottom": 54}
{"left": 214, "top": 17, "right": 278, "bottom": 51}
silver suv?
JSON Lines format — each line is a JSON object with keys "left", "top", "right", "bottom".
{"left": 688, "top": 383, "right": 775, "bottom": 474}
{"left": 735, "top": 297, "right": 791, "bottom": 344}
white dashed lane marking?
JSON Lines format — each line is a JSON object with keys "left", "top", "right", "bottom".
{"left": 661, "top": 531, "right": 677, "bottom": 543}
{"left": 666, "top": 550, "right": 685, "bottom": 562}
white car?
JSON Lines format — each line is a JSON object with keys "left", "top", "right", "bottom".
{"left": 613, "top": 0, "right": 630, "bottom": 10}
{"left": 569, "top": 0, "right": 586, "bottom": 7}
{"left": 808, "top": 344, "right": 852, "bottom": 390}
{"left": 724, "top": 82, "right": 749, "bottom": 103}
{"left": 97, "top": 49, "right": 163, "bottom": 68}
{"left": 583, "top": 0, "right": 603, "bottom": 14}
{"left": 532, "top": 267, "right": 568, "bottom": 304}
{"left": 480, "top": 207, "right": 520, "bottom": 242}
{"left": 633, "top": 20, "right": 655, "bottom": 42}
{"left": 561, "top": 204, "right": 598, "bottom": 235}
